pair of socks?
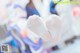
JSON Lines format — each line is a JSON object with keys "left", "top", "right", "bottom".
{"left": 26, "top": 15, "right": 64, "bottom": 49}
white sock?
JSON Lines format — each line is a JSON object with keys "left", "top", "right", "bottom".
{"left": 45, "top": 15, "right": 64, "bottom": 46}
{"left": 27, "top": 15, "right": 52, "bottom": 42}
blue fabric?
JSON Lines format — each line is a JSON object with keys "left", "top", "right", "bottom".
{"left": 14, "top": 4, "right": 26, "bottom": 11}
{"left": 50, "top": 1, "right": 57, "bottom": 14}
{"left": 16, "top": 27, "right": 43, "bottom": 51}
{"left": 10, "top": 25, "right": 43, "bottom": 51}
{"left": 26, "top": 1, "right": 57, "bottom": 18}
{"left": 8, "top": 31, "right": 18, "bottom": 48}
{"left": 8, "top": 25, "right": 22, "bottom": 47}
{"left": 26, "top": 6, "right": 40, "bottom": 17}
{"left": 23, "top": 38, "right": 43, "bottom": 51}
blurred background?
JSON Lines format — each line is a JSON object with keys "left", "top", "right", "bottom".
{"left": 0, "top": 0, "right": 80, "bottom": 53}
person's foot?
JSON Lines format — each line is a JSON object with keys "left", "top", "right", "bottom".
{"left": 27, "top": 15, "right": 52, "bottom": 42}
{"left": 45, "top": 15, "right": 63, "bottom": 46}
